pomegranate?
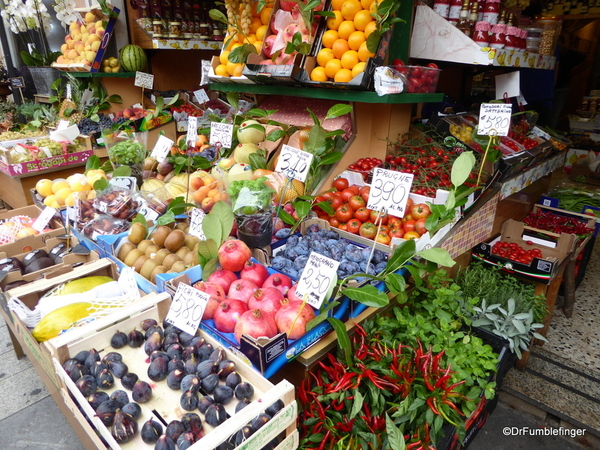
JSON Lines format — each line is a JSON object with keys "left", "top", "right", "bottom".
{"left": 193, "top": 281, "right": 226, "bottom": 320}
{"left": 240, "top": 260, "right": 269, "bottom": 287}
{"left": 213, "top": 300, "right": 248, "bottom": 334}
{"left": 286, "top": 284, "right": 303, "bottom": 302}
{"left": 227, "top": 279, "right": 259, "bottom": 304}
{"left": 262, "top": 273, "right": 292, "bottom": 295}
{"left": 248, "top": 287, "right": 284, "bottom": 316}
{"left": 207, "top": 269, "right": 238, "bottom": 293}
{"left": 218, "top": 239, "right": 252, "bottom": 272}
{"left": 234, "top": 309, "right": 278, "bottom": 344}
{"left": 203, "top": 296, "right": 222, "bottom": 320}
{"left": 275, "top": 299, "right": 316, "bottom": 340}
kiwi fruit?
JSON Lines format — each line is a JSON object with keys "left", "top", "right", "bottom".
{"left": 184, "top": 235, "right": 200, "bottom": 250}
{"left": 153, "top": 248, "right": 171, "bottom": 265}
{"left": 140, "top": 259, "right": 159, "bottom": 280}
{"left": 129, "top": 222, "right": 147, "bottom": 245}
{"left": 137, "top": 239, "right": 154, "bottom": 254}
{"left": 144, "top": 244, "right": 160, "bottom": 258}
{"left": 176, "top": 246, "right": 190, "bottom": 259}
{"left": 150, "top": 265, "right": 167, "bottom": 283}
{"left": 170, "top": 261, "right": 187, "bottom": 273}
{"left": 162, "top": 254, "right": 181, "bottom": 270}
{"left": 152, "top": 226, "right": 172, "bottom": 248}
{"left": 123, "top": 249, "right": 144, "bottom": 267}
{"left": 118, "top": 242, "right": 136, "bottom": 261}
{"left": 184, "top": 251, "right": 197, "bottom": 266}
{"left": 133, "top": 255, "right": 150, "bottom": 273}
{"left": 176, "top": 222, "right": 188, "bottom": 231}
{"left": 164, "top": 229, "right": 186, "bottom": 252}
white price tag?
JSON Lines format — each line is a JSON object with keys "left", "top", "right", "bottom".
{"left": 477, "top": 103, "right": 513, "bottom": 136}
{"left": 110, "top": 177, "right": 138, "bottom": 191}
{"left": 209, "top": 122, "right": 234, "bottom": 149}
{"left": 367, "top": 168, "right": 414, "bottom": 217}
{"left": 295, "top": 252, "right": 339, "bottom": 309}
{"left": 188, "top": 208, "right": 206, "bottom": 240}
{"left": 150, "top": 135, "right": 174, "bottom": 163}
{"left": 187, "top": 116, "right": 199, "bottom": 147}
{"left": 164, "top": 283, "right": 209, "bottom": 336}
{"left": 32, "top": 206, "right": 56, "bottom": 232}
{"left": 274, "top": 144, "right": 314, "bottom": 183}
{"left": 201, "top": 60, "right": 211, "bottom": 86}
{"left": 57, "top": 120, "right": 70, "bottom": 130}
{"left": 194, "top": 89, "right": 210, "bottom": 104}
{"left": 66, "top": 83, "right": 72, "bottom": 100}
{"left": 134, "top": 71, "right": 154, "bottom": 89}
{"left": 531, "top": 126, "right": 552, "bottom": 140}
{"left": 138, "top": 199, "right": 160, "bottom": 222}
{"left": 67, "top": 204, "right": 78, "bottom": 223}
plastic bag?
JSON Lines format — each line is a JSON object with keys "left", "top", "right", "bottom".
{"left": 94, "top": 185, "right": 141, "bottom": 220}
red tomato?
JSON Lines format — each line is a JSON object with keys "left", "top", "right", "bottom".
{"left": 405, "top": 198, "right": 414, "bottom": 212}
{"left": 411, "top": 203, "right": 431, "bottom": 220}
{"left": 370, "top": 209, "right": 388, "bottom": 225}
{"left": 333, "top": 177, "right": 349, "bottom": 191}
{"left": 403, "top": 219, "right": 416, "bottom": 232}
{"left": 329, "top": 217, "right": 340, "bottom": 228}
{"left": 341, "top": 188, "right": 355, "bottom": 202}
{"left": 379, "top": 225, "right": 389, "bottom": 234}
{"left": 354, "top": 207, "right": 371, "bottom": 223}
{"left": 359, "top": 185, "right": 371, "bottom": 203}
{"left": 427, "top": 62, "right": 439, "bottom": 69}
{"left": 404, "top": 231, "right": 421, "bottom": 240}
{"left": 335, "top": 204, "right": 353, "bottom": 222}
{"left": 403, "top": 213, "right": 413, "bottom": 222}
{"left": 359, "top": 222, "right": 377, "bottom": 239}
{"left": 329, "top": 194, "right": 343, "bottom": 210}
{"left": 338, "top": 222, "right": 348, "bottom": 231}
{"left": 348, "top": 195, "right": 366, "bottom": 211}
{"left": 415, "top": 218, "right": 427, "bottom": 236}
{"left": 348, "top": 185, "right": 360, "bottom": 195}
{"left": 389, "top": 227, "right": 405, "bottom": 239}
{"left": 347, "top": 219, "right": 362, "bottom": 234}
{"left": 387, "top": 215, "right": 402, "bottom": 228}
{"left": 375, "top": 232, "right": 391, "bottom": 245}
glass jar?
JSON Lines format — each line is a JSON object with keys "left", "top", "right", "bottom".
{"left": 473, "top": 21, "right": 491, "bottom": 46}
{"left": 533, "top": 16, "right": 562, "bottom": 55}
{"left": 482, "top": 0, "right": 501, "bottom": 23}
{"left": 504, "top": 25, "right": 519, "bottom": 49}
{"left": 433, "top": 0, "right": 451, "bottom": 18}
{"left": 152, "top": 19, "right": 165, "bottom": 37}
{"left": 169, "top": 21, "right": 181, "bottom": 38}
{"left": 490, "top": 23, "right": 506, "bottom": 48}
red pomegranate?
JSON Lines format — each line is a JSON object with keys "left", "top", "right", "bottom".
{"left": 240, "top": 260, "right": 270, "bottom": 287}
{"left": 227, "top": 279, "right": 259, "bottom": 304}
{"left": 207, "top": 269, "right": 238, "bottom": 293}
{"left": 262, "top": 273, "right": 292, "bottom": 295}
{"left": 213, "top": 300, "right": 248, "bottom": 334}
{"left": 275, "top": 299, "right": 316, "bottom": 340}
{"left": 248, "top": 287, "right": 284, "bottom": 316}
{"left": 286, "top": 284, "right": 303, "bottom": 302}
{"left": 193, "top": 281, "right": 226, "bottom": 320}
{"left": 218, "top": 239, "right": 252, "bottom": 272}
{"left": 234, "top": 309, "right": 278, "bottom": 344}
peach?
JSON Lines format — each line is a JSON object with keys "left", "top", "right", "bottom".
{"left": 67, "top": 49, "right": 78, "bottom": 60}
{"left": 85, "top": 51, "right": 96, "bottom": 63}
{"left": 91, "top": 41, "right": 100, "bottom": 52}
{"left": 84, "top": 12, "right": 96, "bottom": 23}
{"left": 67, "top": 40, "right": 75, "bottom": 49}
{"left": 61, "top": 43, "right": 67, "bottom": 53}
{"left": 96, "top": 27, "right": 105, "bottom": 38}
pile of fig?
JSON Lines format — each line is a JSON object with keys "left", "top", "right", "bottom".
{"left": 117, "top": 222, "right": 201, "bottom": 283}
{"left": 62, "top": 318, "right": 284, "bottom": 449}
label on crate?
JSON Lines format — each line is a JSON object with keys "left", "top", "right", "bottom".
{"left": 367, "top": 167, "right": 414, "bottom": 217}
{"left": 188, "top": 208, "right": 206, "bottom": 240}
{"left": 295, "top": 252, "right": 339, "bottom": 309}
{"left": 110, "top": 177, "right": 137, "bottom": 191}
{"left": 134, "top": 71, "right": 154, "bottom": 89}
{"left": 275, "top": 145, "right": 313, "bottom": 183}
{"left": 531, "top": 126, "right": 552, "bottom": 140}
{"left": 32, "top": 206, "right": 56, "bottom": 232}
{"left": 150, "top": 135, "right": 174, "bottom": 163}
{"left": 165, "top": 283, "right": 209, "bottom": 336}
{"left": 186, "top": 116, "right": 199, "bottom": 148}
{"left": 138, "top": 199, "right": 160, "bottom": 222}
{"left": 193, "top": 88, "right": 210, "bottom": 104}
{"left": 209, "top": 121, "right": 234, "bottom": 149}
{"left": 477, "top": 103, "right": 512, "bottom": 136}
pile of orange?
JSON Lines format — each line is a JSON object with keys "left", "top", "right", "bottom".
{"left": 214, "top": 0, "right": 274, "bottom": 78}
{"left": 310, "top": 0, "right": 378, "bottom": 83}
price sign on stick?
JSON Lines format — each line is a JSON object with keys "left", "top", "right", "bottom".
{"left": 138, "top": 200, "right": 160, "bottom": 222}
{"left": 193, "top": 89, "right": 210, "bottom": 104}
{"left": 110, "top": 177, "right": 138, "bottom": 191}
{"left": 134, "top": 71, "right": 154, "bottom": 89}
{"left": 296, "top": 252, "right": 340, "bottom": 309}
{"left": 150, "top": 135, "right": 174, "bottom": 162}
{"left": 188, "top": 208, "right": 207, "bottom": 240}
{"left": 32, "top": 206, "right": 56, "bottom": 232}
{"left": 274, "top": 144, "right": 314, "bottom": 183}
{"left": 477, "top": 103, "right": 512, "bottom": 136}
{"left": 186, "top": 116, "right": 199, "bottom": 148}
{"left": 209, "top": 122, "right": 234, "bottom": 148}
{"left": 367, "top": 168, "right": 414, "bottom": 217}
{"left": 165, "top": 283, "right": 209, "bottom": 335}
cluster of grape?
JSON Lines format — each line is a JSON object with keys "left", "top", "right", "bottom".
{"left": 36, "top": 138, "right": 67, "bottom": 156}
{"left": 0, "top": 129, "right": 45, "bottom": 142}
{"left": 77, "top": 114, "right": 128, "bottom": 136}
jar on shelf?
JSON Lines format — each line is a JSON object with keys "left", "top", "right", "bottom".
{"left": 169, "top": 21, "right": 181, "bottom": 38}
{"left": 518, "top": 28, "right": 527, "bottom": 49}
{"left": 433, "top": 0, "right": 451, "bottom": 18}
{"left": 533, "top": 16, "right": 562, "bottom": 56}
{"left": 152, "top": 18, "right": 165, "bottom": 38}
{"left": 473, "top": 21, "right": 491, "bottom": 46}
{"left": 504, "top": 25, "right": 519, "bottom": 49}
{"left": 490, "top": 23, "right": 506, "bottom": 48}
{"left": 482, "top": 0, "right": 501, "bottom": 24}
{"left": 448, "top": 0, "right": 464, "bottom": 24}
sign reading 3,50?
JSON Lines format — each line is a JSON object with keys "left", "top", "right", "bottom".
{"left": 367, "top": 168, "right": 414, "bottom": 217}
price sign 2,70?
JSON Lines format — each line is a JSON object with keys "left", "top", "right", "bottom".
{"left": 367, "top": 168, "right": 414, "bottom": 217}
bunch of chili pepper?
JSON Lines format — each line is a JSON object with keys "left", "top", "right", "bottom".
{"left": 297, "top": 323, "right": 468, "bottom": 450}
{"left": 522, "top": 210, "right": 592, "bottom": 238}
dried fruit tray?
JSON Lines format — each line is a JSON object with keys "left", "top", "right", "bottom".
{"left": 51, "top": 293, "right": 297, "bottom": 450}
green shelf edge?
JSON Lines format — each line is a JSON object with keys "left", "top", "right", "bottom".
{"left": 209, "top": 83, "right": 444, "bottom": 104}
{"left": 67, "top": 72, "right": 137, "bottom": 78}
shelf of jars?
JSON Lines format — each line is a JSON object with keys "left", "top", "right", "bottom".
{"left": 135, "top": 19, "right": 223, "bottom": 50}
{"left": 410, "top": 3, "right": 556, "bottom": 69}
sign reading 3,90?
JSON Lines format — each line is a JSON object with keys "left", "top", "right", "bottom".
{"left": 367, "top": 168, "right": 414, "bottom": 217}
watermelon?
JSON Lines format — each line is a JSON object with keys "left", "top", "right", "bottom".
{"left": 119, "top": 45, "right": 148, "bottom": 72}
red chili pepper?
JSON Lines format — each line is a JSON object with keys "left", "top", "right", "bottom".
{"left": 426, "top": 397, "right": 440, "bottom": 415}
{"left": 442, "top": 398, "right": 465, "bottom": 416}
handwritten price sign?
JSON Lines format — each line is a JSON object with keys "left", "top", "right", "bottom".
{"left": 477, "top": 103, "right": 512, "bottom": 136}
{"left": 274, "top": 145, "right": 314, "bottom": 183}
{"left": 188, "top": 208, "right": 206, "bottom": 240}
{"left": 193, "top": 88, "right": 210, "bottom": 104}
{"left": 150, "top": 135, "right": 174, "bottom": 163}
{"left": 367, "top": 168, "right": 414, "bottom": 217}
{"left": 134, "top": 71, "right": 154, "bottom": 89}
{"left": 295, "top": 252, "right": 339, "bottom": 309}
{"left": 209, "top": 122, "right": 234, "bottom": 149}
{"left": 165, "top": 283, "right": 210, "bottom": 335}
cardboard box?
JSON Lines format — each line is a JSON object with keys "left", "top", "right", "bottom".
{"left": 50, "top": 293, "right": 297, "bottom": 450}
{"left": 51, "top": 6, "right": 120, "bottom": 73}
{"left": 0, "top": 205, "right": 65, "bottom": 250}
{"left": 208, "top": 55, "right": 255, "bottom": 84}
{"left": 471, "top": 219, "right": 576, "bottom": 284}
{"left": 242, "top": 53, "right": 305, "bottom": 86}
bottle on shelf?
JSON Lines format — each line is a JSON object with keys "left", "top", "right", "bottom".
{"left": 433, "top": 0, "right": 451, "bottom": 18}
{"left": 457, "top": 1, "right": 477, "bottom": 36}
{"left": 448, "top": 0, "right": 465, "bottom": 25}
{"left": 199, "top": 3, "right": 210, "bottom": 40}
{"left": 506, "top": 12, "right": 515, "bottom": 26}
{"left": 497, "top": 10, "right": 507, "bottom": 24}
{"left": 482, "top": 0, "right": 501, "bottom": 24}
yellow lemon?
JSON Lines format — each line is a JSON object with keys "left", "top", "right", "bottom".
{"left": 43, "top": 194, "right": 57, "bottom": 207}
{"left": 35, "top": 179, "right": 54, "bottom": 198}
{"left": 55, "top": 187, "right": 73, "bottom": 206}
{"left": 71, "top": 179, "right": 92, "bottom": 192}
{"left": 220, "top": 50, "right": 230, "bottom": 65}
{"left": 52, "top": 180, "right": 70, "bottom": 194}
{"left": 215, "top": 64, "right": 229, "bottom": 77}
{"left": 334, "top": 68, "right": 353, "bottom": 83}
{"left": 256, "top": 25, "right": 268, "bottom": 41}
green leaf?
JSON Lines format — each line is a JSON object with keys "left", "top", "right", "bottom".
{"left": 202, "top": 257, "right": 219, "bottom": 279}
{"left": 385, "top": 273, "right": 406, "bottom": 294}
{"left": 278, "top": 208, "right": 296, "bottom": 226}
{"left": 211, "top": 201, "right": 234, "bottom": 245}
{"left": 85, "top": 155, "right": 101, "bottom": 171}
{"left": 209, "top": 8, "right": 228, "bottom": 23}
{"left": 319, "top": 151, "right": 344, "bottom": 165}
{"left": 93, "top": 178, "right": 109, "bottom": 191}
{"left": 386, "top": 414, "right": 406, "bottom": 450}
{"left": 405, "top": 265, "right": 423, "bottom": 287}
{"left": 203, "top": 213, "right": 223, "bottom": 245}
{"left": 316, "top": 201, "right": 335, "bottom": 216}
{"left": 197, "top": 238, "right": 219, "bottom": 260}
{"left": 418, "top": 248, "right": 456, "bottom": 267}
{"left": 451, "top": 151, "right": 476, "bottom": 188}
{"left": 132, "top": 214, "right": 148, "bottom": 230}
{"left": 156, "top": 210, "right": 175, "bottom": 226}
{"left": 350, "top": 390, "right": 364, "bottom": 419}
{"left": 366, "top": 30, "right": 382, "bottom": 54}
{"left": 326, "top": 104, "right": 352, "bottom": 119}
{"left": 384, "top": 239, "right": 416, "bottom": 274}
{"left": 106, "top": 94, "right": 123, "bottom": 104}
{"left": 266, "top": 128, "right": 287, "bottom": 142}
{"left": 90, "top": 113, "right": 100, "bottom": 122}
{"left": 342, "top": 285, "right": 389, "bottom": 307}
{"left": 292, "top": 200, "right": 311, "bottom": 219}
{"left": 327, "top": 317, "right": 353, "bottom": 368}
{"left": 249, "top": 153, "right": 267, "bottom": 170}
{"left": 113, "top": 166, "right": 132, "bottom": 177}
{"left": 247, "top": 108, "right": 269, "bottom": 117}
{"left": 227, "top": 92, "right": 239, "bottom": 110}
